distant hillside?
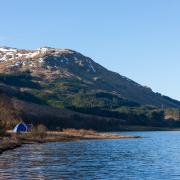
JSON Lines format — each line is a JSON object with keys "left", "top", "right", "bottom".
{"left": 0, "top": 46, "right": 180, "bottom": 130}
{"left": 0, "top": 46, "right": 179, "bottom": 108}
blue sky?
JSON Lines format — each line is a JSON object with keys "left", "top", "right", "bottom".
{"left": 0, "top": 0, "right": 180, "bottom": 100}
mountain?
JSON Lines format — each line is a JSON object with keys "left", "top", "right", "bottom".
{"left": 0, "top": 46, "right": 179, "bottom": 108}
{"left": 0, "top": 46, "right": 180, "bottom": 130}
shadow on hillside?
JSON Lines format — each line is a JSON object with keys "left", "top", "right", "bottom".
{"left": 0, "top": 72, "right": 41, "bottom": 89}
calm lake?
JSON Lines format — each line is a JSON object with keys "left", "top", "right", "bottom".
{"left": 1, "top": 131, "right": 180, "bottom": 180}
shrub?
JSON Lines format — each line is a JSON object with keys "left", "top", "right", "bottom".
{"left": 32, "top": 124, "right": 47, "bottom": 139}
{"left": 0, "top": 121, "right": 5, "bottom": 137}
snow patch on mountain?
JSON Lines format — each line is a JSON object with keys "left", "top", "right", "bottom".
{"left": 0, "top": 46, "right": 97, "bottom": 73}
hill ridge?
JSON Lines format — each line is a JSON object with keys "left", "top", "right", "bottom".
{"left": 0, "top": 46, "right": 179, "bottom": 108}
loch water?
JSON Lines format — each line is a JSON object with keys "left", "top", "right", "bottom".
{"left": 1, "top": 131, "right": 180, "bottom": 180}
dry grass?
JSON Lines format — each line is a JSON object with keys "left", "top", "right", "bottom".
{"left": 62, "top": 128, "right": 96, "bottom": 136}
{"left": 4, "top": 128, "right": 141, "bottom": 149}
{"left": 47, "top": 128, "right": 141, "bottom": 139}
{"left": 0, "top": 137, "right": 21, "bottom": 154}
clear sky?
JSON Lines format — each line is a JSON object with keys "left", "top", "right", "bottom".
{"left": 0, "top": 0, "right": 180, "bottom": 100}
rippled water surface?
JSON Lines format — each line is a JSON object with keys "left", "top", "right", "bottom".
{"left": 1, "top": 131, "right": 180, "bottom": 179}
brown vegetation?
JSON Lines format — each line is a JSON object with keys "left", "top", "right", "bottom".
{"left": 31, "top": 124, "right": 47, "bottom": 139}
{"left": 46, "top": 129, "right": 141, "bottom": 140}
{"left": 0, "top": 95, "right": 21, "bottom": 130}
{"left": 0, "top": 137, "right": 21, "bottom": 154}
{"left": 62, "top": 128, "right": 96, "bottom": 136}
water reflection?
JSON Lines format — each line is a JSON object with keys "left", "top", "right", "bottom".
{"left": 1, "top": 132, "right": 180, "bottom": 179}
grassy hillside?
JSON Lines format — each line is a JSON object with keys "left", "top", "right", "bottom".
{"left": 0, "top": 71, "right": 179, "bottom": 131}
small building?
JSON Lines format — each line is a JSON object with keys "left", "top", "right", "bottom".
{"left": 13, "top": 122, "right": 28, "bottom": 133}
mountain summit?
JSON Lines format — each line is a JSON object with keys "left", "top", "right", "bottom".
{"left": 0, "top": 46, "right": 180, "bottom": 108}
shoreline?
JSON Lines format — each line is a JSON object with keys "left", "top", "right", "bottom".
{"left": 0, "top": 140, "right": 21, "bottom": 155}
{"left": 0, "top": 130, "right": 141, "bottom": 155}
{"left": 2, "top": 126, "right": 180, "bottom": 155}
{"left": 113, "top": 126, "right": 180, "bottom": 131}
